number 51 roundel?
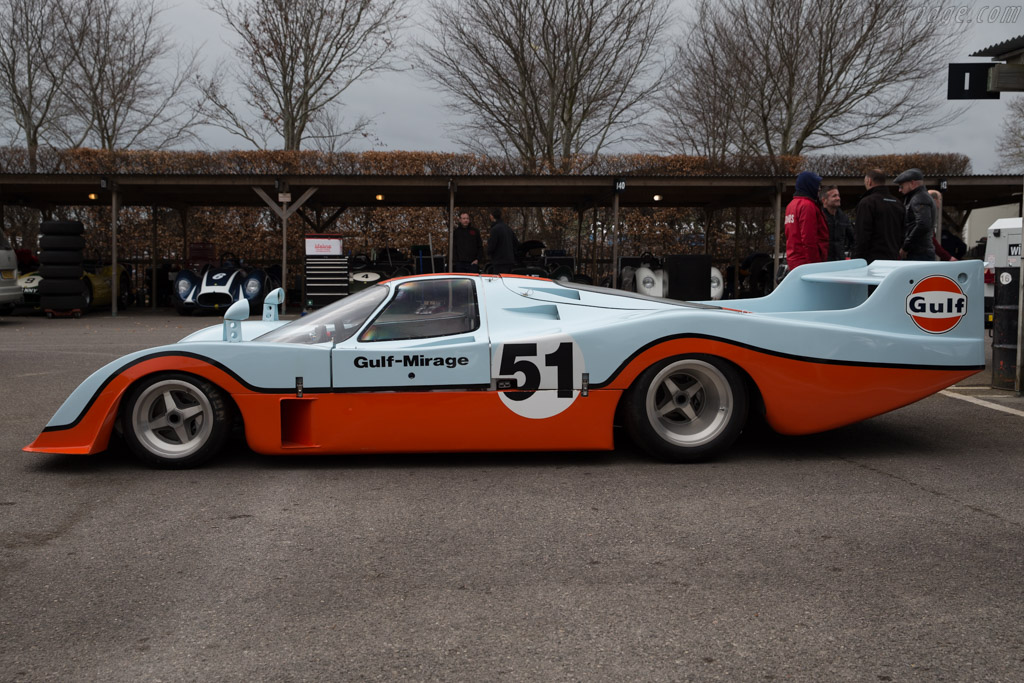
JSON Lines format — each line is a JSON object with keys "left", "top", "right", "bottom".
{"left": 492, "top": 333, "right": 586, "bottom": 419}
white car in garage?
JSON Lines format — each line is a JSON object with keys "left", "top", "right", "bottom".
{"left": 0, "top": 229, "right": 23, "bottom": 313}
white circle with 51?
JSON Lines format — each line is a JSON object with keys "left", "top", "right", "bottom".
{"left": 492, "top": 333, "right": 585, "bottom": 419}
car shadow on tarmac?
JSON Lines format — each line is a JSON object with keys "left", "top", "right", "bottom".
{"left": 26, "top": 417, "right": 936, "bottom": 474}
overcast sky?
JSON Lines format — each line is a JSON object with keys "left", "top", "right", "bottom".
{"left": 165, "top": 0, "right": 1024, "bottom": 173}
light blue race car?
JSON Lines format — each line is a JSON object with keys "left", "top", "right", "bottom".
{"left": 27, "top": 259, "right": 984, "bottom": 468}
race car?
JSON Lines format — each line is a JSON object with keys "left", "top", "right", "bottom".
{"left": 26, "top": 259, "right": 984, "bottom": 468}
{"left": 173, "top": 252, "right": 279, "bottom": 315}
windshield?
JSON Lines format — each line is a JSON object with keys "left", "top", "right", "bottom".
{"left": 256, "top": 285, "right": 389, "bottom": 344}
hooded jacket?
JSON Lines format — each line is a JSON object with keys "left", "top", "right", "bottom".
{"left": 785, "top": 172, "right": 829, "bottom": 269}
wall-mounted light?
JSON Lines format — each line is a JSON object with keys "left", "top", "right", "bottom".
{"left": 375, "top": 194, "right": 385, "bottom": 201}
{"left": 87, "top": 193, "right": 98, "bottom": 200}
{"left": 653, "top": 194, "right": 663, "bottom": 202}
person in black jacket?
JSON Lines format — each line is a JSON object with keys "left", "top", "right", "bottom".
{"left": 486, "top": 208, "right": 517, "bottom": 274}
{"left": 853, "top": 168, "right": 904, "bottom": 263}
{"left": 894, "top": 168, "right": 937, "bottom": 261}
{"left": 452, "top": 212, "right": 483, "bottom": 272}
{"left": 820, "top": 184, "right": 855, "bottom": 260}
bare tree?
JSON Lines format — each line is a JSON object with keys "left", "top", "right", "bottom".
{"left": 0, "top": 0, "right": 82, "bottom": 170}
{"left": 202, "top": 0, "right": 407, "bottom": 151}
{"left": 58, "top": 0, "right": 204, "bottom": 150}
{"left": 416, "top": 0, "right": 670, "bottom": 172}
{"left": 659, "top": 0, "right": 963, "bottom": 172}
{"left": 997, "top": 98, "right": 1024, "bottom": 171}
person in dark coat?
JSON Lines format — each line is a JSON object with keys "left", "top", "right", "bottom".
{"left": 452, "top": 211, "right": 483, "bottom": 272}
{"left": 820, "top": 184, "right": 855, "bottom": 260}
{"left": 895, "top": 168, "right": 937, "bottom": 261}
{"left": 784, "top": 171, "right": 829, "bottom": 269}
{"left": 853, "top": 168, "right": 904, "bottom": 263}
{"left": 486, "top": 208, "right": 517, "bottom": 274}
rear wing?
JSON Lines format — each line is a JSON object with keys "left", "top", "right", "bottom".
{"left": 732, "top": 259, "right": 983, "bottom": 343}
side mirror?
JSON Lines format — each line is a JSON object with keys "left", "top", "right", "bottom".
{"left": 223, "top": 299, "right": 250, "bottom": 342}
{"left": 263, "top": 287, "right": 285, "bottom": 321}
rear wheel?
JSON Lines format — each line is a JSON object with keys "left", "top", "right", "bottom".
{"left": 122, "top": 373, "right": 229, "bottom": 468}
{"left": 625, "top": 355, "right": 747, "bottom": 463}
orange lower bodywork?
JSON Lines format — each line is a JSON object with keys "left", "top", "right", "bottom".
{"left": 24, "top": 339, "right": 980, "bottom": 456}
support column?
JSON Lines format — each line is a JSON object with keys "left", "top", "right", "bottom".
{"left": 576, "top": 207, "right": 583, "bottom": 274}
{"left": 180, "top": 207, "right": 188, "bottom": 266}
{"left": 611, "top": 193, "right": 620, "bottom": 289}
{"left": 252, "top": 185, "right": 318, "bottom": 307}
{"left": 1017, "top": 175, "right": 1024, "bottom": 394}
{"left": 772, "top": 182, "right": 783, "bottom": 287}
{"left": 448, "top": 180, "right": 456, "bottom": 272}
{"left": 111, "top": 185, "right": 121, "bottom": 317}
{"left": 151, "top": 207, "right": 158, "bottom": 309}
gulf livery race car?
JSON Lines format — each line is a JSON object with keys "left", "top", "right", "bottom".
{"left": 173, "top": 252, "right": 279, "bottom": 315}
{"left": 26, "top": 259, "right": 984, "bottom": 468}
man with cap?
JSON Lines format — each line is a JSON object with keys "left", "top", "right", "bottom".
{"left": 784, "top": 171, "right": 829, "bottom": 269}
{"left": 894, "top": 168, "right": 936, "bottom": 261}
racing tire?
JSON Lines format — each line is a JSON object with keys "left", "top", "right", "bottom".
{"left": 122, "top": 373, "right": 229, "bottom": 468}
{"left": 624, "top": 355, "right": 747, "bottom": 463}
{"left": 40, "top": 220, "right": 84, "bottom": 236}
{"left": 39, "top": 234, "right": 86, "bottom": 251}
{"left": 38, "top": 250, "right": 84, "bottom": 266}
{"left": 38, "top": 264, "right": 84, "bottom": 279}
{"left": 39, "top": 294, "right": 86, "bottom": 312}
{"left": 39, "top": 278, "right": 85, "bottom": 296}
{"left": 572, "top": 273, "right": 593, "bottom": 285}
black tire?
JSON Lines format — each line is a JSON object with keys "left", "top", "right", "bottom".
{"left": 38, "top": 264, "right": 84, "bottom": 279}
{"left": 121, "top": 373, "right": 230, "bottom": 468}
{"left": 39, "top": 278, "right": 85, "bottom": 296}
{"left": 624, "top": 354, "right": 748, "bottom": 463}
{"left": 572, "top": 273, "right": 593, "bottom": 285}
{"left": 38, "top": 250, "right": 84, "bottom": 266}
{"left": 40, "top": 220, "right": 84, "bottom": 236}
{"left": 40, "top": 294, "right": 87, "bottom": 311}
{"left": 39, "top": 234, "right": 85, "bottom": 251}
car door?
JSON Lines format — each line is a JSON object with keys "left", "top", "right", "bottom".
{"left": 331, "top": 277, "right": 491, "bottom": 390}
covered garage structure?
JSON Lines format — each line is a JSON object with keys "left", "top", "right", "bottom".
{"left": 2, "top": 171, "right": 1022, "bottom": 315}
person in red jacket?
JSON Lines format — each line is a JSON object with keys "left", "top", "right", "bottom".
{"left": 785, "top": 171, "right": 829, "bottom": 269}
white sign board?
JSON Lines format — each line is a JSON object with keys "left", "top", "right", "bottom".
{"left": 304, "top": 237, "right": 342, "bottom": 256}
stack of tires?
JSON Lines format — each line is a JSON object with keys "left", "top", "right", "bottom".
{"left": 38, "top": 221, "right": 86, "bottom": 317}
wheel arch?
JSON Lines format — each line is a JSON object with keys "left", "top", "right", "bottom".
{"left": 26, "top": 354, "right": 248, "bottom": 456}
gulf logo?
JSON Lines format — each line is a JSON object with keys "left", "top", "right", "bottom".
{"left": 905, "top": 275, "right": 967, "bottom": 334}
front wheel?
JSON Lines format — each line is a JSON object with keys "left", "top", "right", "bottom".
{"left": 625, "top": 355, "right": 747, "bottom": 463}
{"left": 122, "top": 373, "right": 229, "bottom": 468}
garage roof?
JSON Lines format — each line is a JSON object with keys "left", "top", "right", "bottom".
{"left": 1, "top": 173, "right": 1020, "bottom": 211}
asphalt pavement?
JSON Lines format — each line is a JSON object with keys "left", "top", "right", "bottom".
{"left": 1, "top": 308, "right": 1023, "bottom": 682}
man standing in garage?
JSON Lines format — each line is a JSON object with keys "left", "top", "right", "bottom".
{"left": 452, "top": 211, "right": 483, "bottom": 273}
{"left": 486, "top": 208, "right": 517, "bottom": 274}
{"left": 854, "top": 169, "right": 903, "bottom": 263}
{"left": 895, "top": 168, "right": 937, "bottom": 261}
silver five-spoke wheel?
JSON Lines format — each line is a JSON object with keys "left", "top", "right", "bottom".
{"left": 122, "top": 373, "right": 228, "bottom": 468}
{"left": 626, "top": 355, "right": 748, "bottom": 462}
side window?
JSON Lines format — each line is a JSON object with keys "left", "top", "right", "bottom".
{"left": 360, "top": 279, "right": 480, "bottom": 342}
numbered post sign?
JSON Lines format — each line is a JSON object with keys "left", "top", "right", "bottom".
{"left": 492, "top": 334, "right": 585, "bottom": 419}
